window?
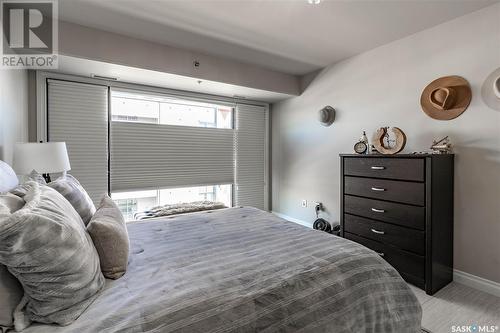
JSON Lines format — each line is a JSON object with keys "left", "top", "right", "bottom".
{"left": 44, "top": 79, "right": 267, "bottom": 225}
{"left": 111, "top": 184, "right": 232, "bottom": 222}
{"left": 111, "top": 90, "right": 233, "bottom": 129}
{"left": 112, "top": 190, "right": 157, "bottom": 221}
{"left": 115, "top": 199, "right": 138, "bottom": 221}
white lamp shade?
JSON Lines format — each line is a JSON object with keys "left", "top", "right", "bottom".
{"left": 13, "top": 142, "right": 71, "bottom": 175}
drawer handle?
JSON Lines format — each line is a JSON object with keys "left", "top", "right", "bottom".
{"left": 371, "top": 187, "right": 386, "bottom": 192}
{"left": 371, "top": 228, "right": 385, "bottom": 235}
{"left": 376, "top": 252, "right": 385, "bottom": 257}
{"left": 371, "top": 208, "right": 385, "bottom": 213}
{"left": 371, "top": 166, "right": 385, "bottom": 170}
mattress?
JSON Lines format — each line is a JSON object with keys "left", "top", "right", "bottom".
{"left": 23, "top": 207, "right": 422, "bottom": 332}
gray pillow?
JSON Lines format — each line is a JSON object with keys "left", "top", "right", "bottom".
{"left": 87, "top": 194, "right": 129, "bottom": 280}
{"left": 0, "top": 194, "right": 25, "bottom": 329}
{"left": 0, "top": 193, "right": 25, "bottom": 216}
{"left": 0, "top": 182, "right": 104, "bottom": 330}
{"left": 0, "top": 265, "right": 23, "bottom": 329}
{"left": 0, "top": 181, "right": 25, "bottom": 329}
{"left": 27, "top": 170, "right": 47, "bottom": 185}
{"left": 9, "top": 170, "right": 46, "bottom": 198}
{"left": 48, "top": 174, "right": 96, "bottom": 225}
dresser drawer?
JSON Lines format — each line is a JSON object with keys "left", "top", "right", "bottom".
{"left": 343, "top": 214, "right": 425, "bottom": 255}
{"left": 344, "top": 157, "right": 424, "bottom": 182}
{"left": 344, "top": 195, "right": 425, "bottom": 230}
{"left": 344, "top": 176, "right": 425, "bottom": 206}
{"left": 344, "top": 232, "right": 425, "bottom": 283}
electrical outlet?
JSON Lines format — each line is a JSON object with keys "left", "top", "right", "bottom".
{"left": 301, "top": 200, "right": 307, "bottom": 208}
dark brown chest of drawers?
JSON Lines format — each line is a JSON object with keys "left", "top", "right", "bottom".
{"left": 340, "top": 154, "right": 454, "bottom": 295}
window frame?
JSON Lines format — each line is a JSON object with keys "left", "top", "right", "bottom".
{"left": 35, "top": 71, "right": 269, "bottom": 211}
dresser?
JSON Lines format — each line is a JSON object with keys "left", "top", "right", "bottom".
{"left": 340, "top": 154, "right": 454, "bottom": 295}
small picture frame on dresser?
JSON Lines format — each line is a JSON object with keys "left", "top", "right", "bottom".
{"left": 339, "top": 153, "right": 454, "bottom": 295}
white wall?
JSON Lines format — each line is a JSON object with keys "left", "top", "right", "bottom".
{"left": 0, "top": 70, "right": 28, "bottom": 165}
{"left": 272, "top": 4, "right": 500, "bottom": 283}
{"left": 58, "top": 21, "right": 300, "bottom": 97}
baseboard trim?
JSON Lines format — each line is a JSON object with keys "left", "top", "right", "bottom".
{"left": 453, "top": 269, "right": 500, "bottom": 297}
{"left": 272, "top": 211, "right": 312, "bottom": 228}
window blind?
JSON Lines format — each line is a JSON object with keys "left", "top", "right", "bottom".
{"left": 47, "top": 79, "right": 109, "bottom": 204}
{"left": 110, "top": 122, "right": 235, "bottom": 192}
{"left": 235, "top": 104, "right": 267, "bottom": 210}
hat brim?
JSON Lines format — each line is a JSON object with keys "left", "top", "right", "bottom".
{"left": 420, "top": 76, "right": 472, "bottom": 120}
{"left": 481, "top": 67, "right": 500, "bottom": 112}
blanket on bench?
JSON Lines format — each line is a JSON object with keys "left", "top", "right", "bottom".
{"left": 134, "top": 201, "right": 226, "bottom": 220}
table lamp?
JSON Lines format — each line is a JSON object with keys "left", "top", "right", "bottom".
{"left": 13, "top": 142, "right": 71, "bottom": 183}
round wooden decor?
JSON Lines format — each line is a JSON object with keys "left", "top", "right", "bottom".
{"left": 372, "top": 127, "right": 406, "bottom": 155}
{"left": 420, "top": 76, "right": 472, "bottom": 120}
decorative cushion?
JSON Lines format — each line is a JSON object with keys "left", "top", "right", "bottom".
{"left": 27, "top": 170, "right": 47, "bottom": 185}
{"left": 0, "top": 182, "right": 104, "bottom": 330}
{"left": 48, "top": 174, "right": 96, "bottom": 225}
{"left": 0, "top": 185, "right": 24, "bottom": 328}
{"left": 0, "top": 193, "right": 25, "bottom": 216}
{"left": 87, "top": 195, "right": 129, "bottom": 280}
{"left": 9, "top": 170, "right": 46, "bottom": 198}
{"left": 0, "top": 266, "right": 23, "bottom": 329}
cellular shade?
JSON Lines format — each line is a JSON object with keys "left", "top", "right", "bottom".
{"left": 110, "top": 122, "right": 234, "bottom": 192}
{"left": 235, "top": 104, "right": 267, "bottom": 210}
{"left": 47, "top": 79, "right": 108, "bottom": 204}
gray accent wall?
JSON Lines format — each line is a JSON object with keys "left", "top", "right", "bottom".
{"left": 271, "top": 4, "right": 500, "bottom": 283}
{"left": 0, "top": 70, "right": 28, "bottom": 164}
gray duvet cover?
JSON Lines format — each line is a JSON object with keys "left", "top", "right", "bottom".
{"left": 23, "top": 207, "right": 421, "bottom": 333}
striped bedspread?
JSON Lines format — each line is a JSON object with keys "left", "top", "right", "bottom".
{"left": 24, "top": 207, "right": 421, "bottom": 333}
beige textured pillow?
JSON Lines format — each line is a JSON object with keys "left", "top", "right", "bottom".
{"left": 87, "top": 194, "right": 129, "bottom": 280}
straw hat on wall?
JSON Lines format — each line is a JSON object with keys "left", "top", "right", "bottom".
{"left": 420, "top": 76, "right": 472, "bottom": 120}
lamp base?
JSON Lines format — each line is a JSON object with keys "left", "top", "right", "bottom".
{"left": 42, "top": 173, "right": 51, "bottom": 183}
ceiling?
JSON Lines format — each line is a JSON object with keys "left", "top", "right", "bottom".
{"left": 59, "top": 0, "right": 497, "bottom": 76}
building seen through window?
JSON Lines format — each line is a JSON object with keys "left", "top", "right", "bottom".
{"left": 112, "top": 185, "right": 232, "bottom": 221}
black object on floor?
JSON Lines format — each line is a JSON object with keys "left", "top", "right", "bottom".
{"left": 331, "top": 224, "right": 341, "bottom": 236}
{"left": 313, "top": 218, "right": 331, "bottom": 233}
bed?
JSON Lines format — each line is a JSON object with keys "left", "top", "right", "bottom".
{"left": 23, "top": 206, "right": 422, "bottom": 333}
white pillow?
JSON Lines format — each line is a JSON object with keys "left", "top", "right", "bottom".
{"left": 0, "top": 161, "right": 18, "bottom": 193}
